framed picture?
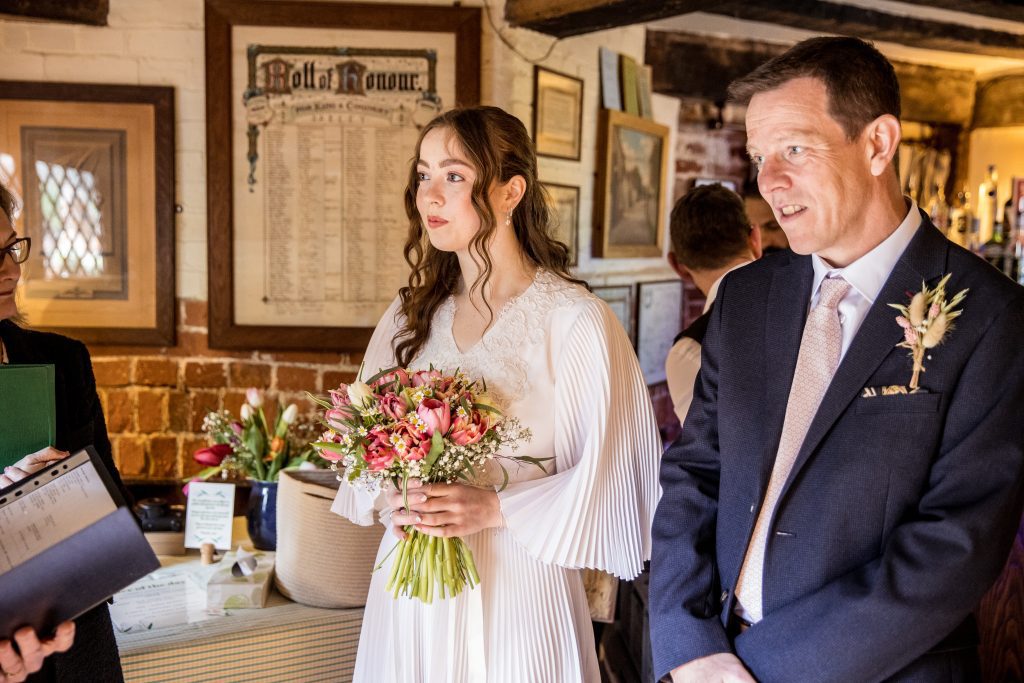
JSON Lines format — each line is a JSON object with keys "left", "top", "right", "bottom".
{"left": 636, "top": 279, "right": 683, "bottom": 385}
{"left": 205, "top": 0, "right": 481, "bottom": 350}
{"left": 532, "top": 66, "right": 583, "bottom": 160}
{"left": 0, "top": 80, "right": 175, "bottom": 346}
{"left": 592, "top": 283, "right": 636, "bottom": 348}
{"left": 593, "top": 109, "right": 669, "bottom": 259}
{"left": 542, "top": 182, "right": 579, "bottom": 266}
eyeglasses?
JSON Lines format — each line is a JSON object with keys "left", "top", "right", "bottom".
{"left": 0, "top": 237, "right": 30, "bottom": 266}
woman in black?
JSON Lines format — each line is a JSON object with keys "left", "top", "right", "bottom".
{"left": 0, "top": 182, "right": 127, "bottom": 682}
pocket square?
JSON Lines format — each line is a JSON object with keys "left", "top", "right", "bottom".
{"left": 861, "top": 384, "right": 925, "bottom": 397}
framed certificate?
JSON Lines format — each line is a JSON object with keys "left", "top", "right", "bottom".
{"left": 205, "top": 0, "right": 481, "bottom": 350}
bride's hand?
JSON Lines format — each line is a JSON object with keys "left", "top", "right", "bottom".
{"left": 389, "top": 481, "right": 502, "bottom": 538}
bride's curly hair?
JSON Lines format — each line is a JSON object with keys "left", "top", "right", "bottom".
{"left": 393, "top": 106, "right": 586, "bottom": 367}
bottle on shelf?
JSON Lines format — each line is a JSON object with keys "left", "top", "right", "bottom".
{"left": 925, "top": 185, "right": 950, "bottom": 236}
{"left": 981, "top": 208, "right": 1005, "bottom": 274}
{"left": 947, "top": 188, "right": 972, "bottom": 248}
{"left": 975, "top": 164, "right": 998, "bottom": 249}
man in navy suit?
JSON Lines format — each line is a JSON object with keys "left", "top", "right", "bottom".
{"left": 650, "top": 36, "right": 1024, "bottom": 682}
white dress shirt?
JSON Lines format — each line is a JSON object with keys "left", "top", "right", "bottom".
{"left": 810, "top": 200, "right": 922, "bottom": 362}
{"left": 665, "top": 261, "right": 752, "bottom": 424}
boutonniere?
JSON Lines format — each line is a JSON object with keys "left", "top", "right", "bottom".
{"left": 888, "top": 273, "right": 968, "bottom": 391}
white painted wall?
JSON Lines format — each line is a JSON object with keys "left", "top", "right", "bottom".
{"left": 0, "top": 0, "right": 675, "bottom": 302}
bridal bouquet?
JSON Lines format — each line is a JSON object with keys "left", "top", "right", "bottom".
{"left": 312, "top": 367, "right": 538, "bottom": 603}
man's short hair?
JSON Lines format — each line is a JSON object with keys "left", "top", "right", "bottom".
{"left": 670, "top": 183, "right": 751, "bottom": 271}
{"left": 727, "top": 36, "right": 900, "bottom": 141}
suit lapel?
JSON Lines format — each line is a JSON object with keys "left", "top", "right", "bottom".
{"left": 778, "top": 219, "right": 950, "bottom": 500}
{"left": 757, "top": 254, "right": 813, "bottom": 490}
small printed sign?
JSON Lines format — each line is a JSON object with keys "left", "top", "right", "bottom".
{"left": 184, "top": 482, "right": 235, "bottom": 550}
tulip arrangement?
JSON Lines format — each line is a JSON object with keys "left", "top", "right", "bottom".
{"left": 312, "top": 366, "right": 539, "bottom": 603}
{"left": 191, "top": 388, "right": 323, "bottom": 484}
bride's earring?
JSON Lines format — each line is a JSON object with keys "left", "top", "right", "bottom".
{"left": 505, "top": 212, "right": 512, "bottom": 227}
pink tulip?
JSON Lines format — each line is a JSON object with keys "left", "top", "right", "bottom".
{"left": 451, "top": 424, "right": 484, "bottom": 446}
{"left": 365, "top": 446, "right": 397, "bottom": 472}
{"left": 194, "top": 443, "right": 232, "bottom": 466}
{"left": 405, "top": 442, "right": 429, "bottom": 461}
{"left": 374, "top": 368, "right": 411, "bottom": 388}
{"left": 380, "top": 393, "right": 408, "bottom": 420}
{"left": 416, "top": 398, "right": 451, "bottom": 436}
{"left": 412, "top": 369, "right": 443, "bottom": 387}
{"left": 325, "top": 408, "right": 351, "bottom": 432}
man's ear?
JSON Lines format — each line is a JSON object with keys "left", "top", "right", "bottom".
{"left": 748, "top": 224, "right": 763, "bottom": 260}
{"left": 668, "top": 251, "right": 689, "bottom": 280}
{"left": 866, "top": 114, "right": 901, "bottom": 177}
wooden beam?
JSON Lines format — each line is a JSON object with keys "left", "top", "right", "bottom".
{"left": 704, "top": 0, "right": 1024, "bottom": 61}
{"left": 0, "top": 0, "right": 107, "bottom": 25}
{"left": 895, "top": 0, "right": 1024, "bottom": 25}
{"left": 973, "top": 73, "right": 1024, "bottom": 127}
{"left": 508, "top": 0, "right": 1024, "bottom": 61}
{"left": 646, "top": 31, "right": 977, "bottom": 125}
{"left": 505, "top": 0, "right": 706, "bottom": 37}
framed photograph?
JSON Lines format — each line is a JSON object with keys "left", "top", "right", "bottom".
{"left": 0, "top": 81, "right": 175, "bottom": 346}
{"left": 636, "top": 279, "right": 683, "bottom": 385}
{"left": 593, "top": 109, "right": 669, "bottom": 259}
{"left": 205, "top": 0, "right": 481, "bottom": 350}
{"left": 592, "top": 283, "right": 636, "bottom": 348}
{"left": 532, "top": 66, "right": 583, "bottom": 160}
{"left": 542, "top": 182, "right": 579, "bottom": 266}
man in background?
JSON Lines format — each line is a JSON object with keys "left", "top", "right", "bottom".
{"left": 665, "top": 183, "right": 761, "bottom": 424}
{"left": 742, "top": 188, "right": 789, "bottom": 255}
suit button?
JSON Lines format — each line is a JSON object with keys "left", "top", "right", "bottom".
{"left": 720, "top": 590, "right": 729, "bottom": 604}
{"left": 749, "top": 504, "right": 755, "bottom": 513}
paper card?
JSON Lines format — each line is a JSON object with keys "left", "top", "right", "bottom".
{"left": 184, "top": 482, "right": 236, "bottom": 550}
{"left": 109, "top": 561, "right": 219, "bottom": 632}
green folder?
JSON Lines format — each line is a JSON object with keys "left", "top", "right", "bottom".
{"left": 0, "top": 364, "right": 56, "bottom": 469}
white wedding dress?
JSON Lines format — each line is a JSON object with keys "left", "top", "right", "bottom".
{"left": 331, "top": 270, "right": 662, "bottom": 683}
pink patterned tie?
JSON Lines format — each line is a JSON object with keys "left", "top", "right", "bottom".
{"left": 735, "top": 275, "right": 851, "bottom": 622}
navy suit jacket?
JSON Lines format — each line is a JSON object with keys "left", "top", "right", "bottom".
{"left": 650, "top": 218, "right": 1024, "bottom": 682}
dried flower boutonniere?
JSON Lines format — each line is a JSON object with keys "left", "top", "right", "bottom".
{"left": 888, "top": 273, "right": 968, "bottom": 391}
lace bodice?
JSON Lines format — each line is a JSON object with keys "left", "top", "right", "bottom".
{"left": 411, "top": 269, "right": 589, "bottom": 407}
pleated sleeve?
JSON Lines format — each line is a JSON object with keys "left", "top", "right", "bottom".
{"left": 496, "top": 298, "right": 662, "bottom": 579}
{"left": 330, "top": 296, "right": 404, "bottom": 526}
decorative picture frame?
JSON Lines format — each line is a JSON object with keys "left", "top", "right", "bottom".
{"left": 532, "top": 66, "right": 583, "bottom": 161}
{"left": 592, "top": 283, "right": 636, "bottom": 348}
{"left": 542, "top": 182, "right": 579, "bottom": 266}
{"left": 0, "top": 80, "right": 175, "bottom": 346}
{"left": 636, "top": 279, "right": 683, "bottom": 385}
{"left": 593, "top": 109, "right": 669, "bottom": 259}
{"left": 205, "top": 0, "right": 481, "bottom": 351}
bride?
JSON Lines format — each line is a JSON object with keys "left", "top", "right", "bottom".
{"left": 332, "top": 105, "right": 661, "bottom": 682}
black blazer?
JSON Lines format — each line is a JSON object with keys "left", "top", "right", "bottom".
{"left": 0, "top": 320, "right": 126, "bottom": 683}
{"left": 650, "top": 218, "right": 1024, "bottom": 682}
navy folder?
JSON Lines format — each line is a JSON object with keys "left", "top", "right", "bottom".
{"left": 0, "top": 447, "right": 160, "bottom": 640}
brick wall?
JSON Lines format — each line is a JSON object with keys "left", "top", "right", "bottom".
{"left": 89, "top": 300, "right": 360, "bottom": 482}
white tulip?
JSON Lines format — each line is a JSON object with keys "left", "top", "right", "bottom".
{"left": 347, "top": 381, "right": 374, "bottom": 407}
{"left": 240, "top": 403, "right": 254, "bottom": 421}
{"left": 281, "top": 404, "right": 298, "bottom": 425}
{"left": 245, "top": 387, "right": 263, "bottom": 407}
